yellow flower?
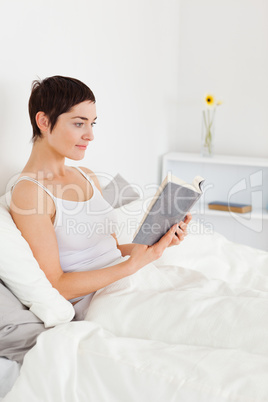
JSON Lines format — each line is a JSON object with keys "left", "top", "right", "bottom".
{"left": 204, "top": 94, "right": 215, "bottom": 107}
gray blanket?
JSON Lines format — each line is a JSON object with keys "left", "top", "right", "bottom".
{"left": 0, "top": 280, "right": 48, "bottom": 364}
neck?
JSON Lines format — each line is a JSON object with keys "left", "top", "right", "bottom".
{"left": 23, "top": 139, "right": 67, "bottom": 178}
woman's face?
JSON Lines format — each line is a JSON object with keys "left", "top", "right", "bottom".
{"left": 47, "top": 100, "right": 97, "bottom": 160}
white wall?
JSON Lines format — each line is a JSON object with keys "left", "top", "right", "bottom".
{"left": 0, "top": 0, "right": 180, "bottom": 195}
{"left": 0, "top": 0, "right": 267, "bottom": 197}
{"left": 173, "top": 0, "right": 268, "bottom": 157}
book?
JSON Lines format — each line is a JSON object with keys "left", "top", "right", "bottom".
{"left": 132, "top": 173, "right": 205, "bottom": 246}
{"left": 208, "top": 201, "right": 252, "bottom": 214}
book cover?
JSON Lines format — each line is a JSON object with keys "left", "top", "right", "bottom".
{"left": 208, "top": 201, "right": 252, "bottom": 213}
{"left": 132, "top": 173, "right": 205, "bottom": 246}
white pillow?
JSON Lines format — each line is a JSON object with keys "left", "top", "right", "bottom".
{"left": 0, "top": 192, "right": 75, "bottom": 328}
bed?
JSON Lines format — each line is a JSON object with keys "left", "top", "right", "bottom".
{"left": 1, "top": 187, "right": 268, "bottom": 401}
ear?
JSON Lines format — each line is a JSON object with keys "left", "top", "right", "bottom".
{"left": 35, "top": 112, "right": 50, "bottom": 133}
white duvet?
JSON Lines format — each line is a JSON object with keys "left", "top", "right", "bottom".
{"left": 3, "top": 230, "right": 268, "bottom": 402}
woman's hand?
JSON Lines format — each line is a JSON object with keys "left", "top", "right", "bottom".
{"left": 168, "top": 213, "right": 192, "bottom": 247}
{"left": 128, "top": 214, "right": 192, "bottom": 273}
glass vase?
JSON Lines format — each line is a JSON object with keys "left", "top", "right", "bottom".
{"left": 201, "top": 108, "right": 216, "bottom": 157}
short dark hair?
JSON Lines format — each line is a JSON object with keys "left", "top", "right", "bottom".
{"left": 28, "top": 75, "right": 96, "bottom": 142}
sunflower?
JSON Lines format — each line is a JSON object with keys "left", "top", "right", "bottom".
{"left": 204, "top": 94, "right": 215, "bottom": 107}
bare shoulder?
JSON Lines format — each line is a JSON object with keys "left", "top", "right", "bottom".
{"left": 11, "top": 179, "right": 37, "bottom": 207}
{"left": 10, "top": 180, "right": 63, "bottom": 287}
{"left": 78, "top": 166, "right": 102, "bottom": 194}
{"left": 10, "top": 179, "right": 55, "bottom": 218}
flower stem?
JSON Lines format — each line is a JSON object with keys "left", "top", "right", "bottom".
{"left": 203, "top": 108, "right": 215, "bottom": 155}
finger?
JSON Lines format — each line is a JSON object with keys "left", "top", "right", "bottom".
{"left": 178, "top": 222, "right": 188, "bottom": 237}
{"left": 155, "top": 224, "right": 177, "bottom": 249}
{"left": 184, "top": 213, "right": 192, "bottom": 224}
{"left": 179, "top": 222, "right": 187, "bottom": 231}
{"left": 172, "top": 235, "right": 181, "bottom": 245}
{"left": 175, "top": 228, "right": 185, "bottom": 241}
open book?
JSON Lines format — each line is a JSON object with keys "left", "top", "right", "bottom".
{"left": 132, "top": 173, "right": 205, "bottom": 246}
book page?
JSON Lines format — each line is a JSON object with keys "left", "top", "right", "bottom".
{"left": 192, "top": 176, "right": 205, "bottom": 193}
{"left": 171, "top": 174, "right": 204, "bottom": 194}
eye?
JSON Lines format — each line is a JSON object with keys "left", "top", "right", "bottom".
{"left": 75, "top": 122, "right": 84, "bottom": 128}
{"left": 91, "top": 122, "right": 96, "bottom": 128}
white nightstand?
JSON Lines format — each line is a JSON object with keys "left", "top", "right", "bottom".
{"left": 162, "top": 152, "right": 268, "bottom": 251}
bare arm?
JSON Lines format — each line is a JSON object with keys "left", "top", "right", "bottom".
{"left": 10, "top": 180, "right": 181, "bottom": 301}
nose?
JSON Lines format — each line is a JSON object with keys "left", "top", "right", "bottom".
{"left": 82, "top": 126, "right": 94, "bottom": 141}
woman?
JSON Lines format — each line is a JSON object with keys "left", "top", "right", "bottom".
{"left": 10, "top": 76, "right": 191, "bottom": 314}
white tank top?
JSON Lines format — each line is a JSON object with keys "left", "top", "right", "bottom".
{"left": 12, "top": 167, "right": 122, "bottom": 297}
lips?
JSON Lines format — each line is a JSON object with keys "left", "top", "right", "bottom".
{"left": 76, "top": 145, "right": 87, "bottom": 150}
